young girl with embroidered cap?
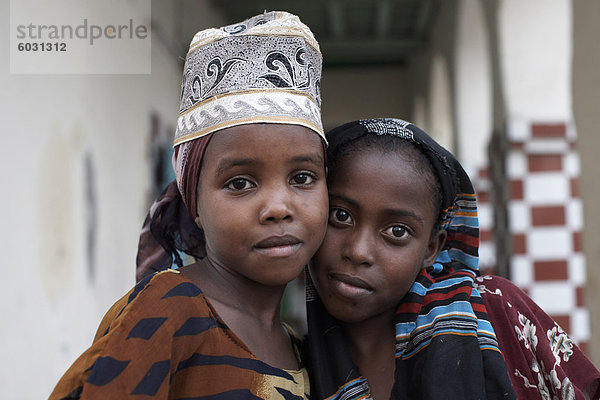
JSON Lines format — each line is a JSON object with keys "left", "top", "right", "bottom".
{"left": 306, "top": 118, "right": 600, "bottom": 399}
{"left": 50, "top": 11, "right": 327, "bottom": 399}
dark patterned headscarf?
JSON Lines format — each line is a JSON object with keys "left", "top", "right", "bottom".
{"left": 136, "top": 11, "right": 325, "bottom": 281}
{"left": 306, "top": 118, "right": 515, "bottom": 399}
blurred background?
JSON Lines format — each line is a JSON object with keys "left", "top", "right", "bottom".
{"left": 2, "top": 0, "right": 600, "bottom": 398}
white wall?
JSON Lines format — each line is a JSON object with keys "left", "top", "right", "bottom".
{"left": 454, "top": 0, "right": 493, "bottom": 170}
{"left": 321, "top": 65, "right": 410, "bottom": 131}
{"left": 428, "top": 55, "right": 455, "bottom": 152}
{"left": 0, "top": 0, "right": 208, "bottom": 397}
{"left": 498, "top": 0, "right": 572, "bottom": 121}
{"left": 572, "top": 0, "right": 600, "bottom": 367}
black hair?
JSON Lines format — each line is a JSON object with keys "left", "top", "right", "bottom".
{"left": 327, "top": 133, "right": 444, "bottom": 235}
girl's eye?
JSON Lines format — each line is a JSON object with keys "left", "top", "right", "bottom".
{"left": 383, "top": 225, "right": 409, "bottom": 239}
{"left": 227, "top": 178, "right": 253, "bottom": 191}
{"left": 329, "top": 208, "right": 352, "bottom": 225}
{"left": 291, "top": 173, "right": 315, "bottom": 185}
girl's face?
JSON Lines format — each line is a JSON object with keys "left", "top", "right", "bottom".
{"left": 310, "top": 146, "right": 446, "bottom": 324}
{"left": 196, "top": 123, "right": 328, "bottom": 288}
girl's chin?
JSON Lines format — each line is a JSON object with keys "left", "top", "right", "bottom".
{"left": 320, "top": 298, "right": 370, "bottom": 324}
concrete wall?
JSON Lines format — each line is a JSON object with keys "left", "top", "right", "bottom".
{"left": 321, "top": 65, "right": 411, "bottom": 131}
{"left": 408, "top": 0, "right": 459, "bottom": 150}
{"left": 572, "top": 0, "right": 600, "bottom": 367}
{"left": 454, "top": 0, "right": 493, "bottom": 170}
{"left": 498, "top": 0, "right": 572, "bottom": 121}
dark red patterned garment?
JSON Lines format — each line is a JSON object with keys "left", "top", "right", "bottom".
{"left": 49, "top": 270, "right": 310, "bottom": 399}
{"left": 477, "top": 275, "right": 600, "bottom": 399}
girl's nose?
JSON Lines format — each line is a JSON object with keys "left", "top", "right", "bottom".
{"left": 341, "top": 227, "right": 375, "bottom": 266}
{"left": 258, "top": 187, "right": 294, "bottom": 223}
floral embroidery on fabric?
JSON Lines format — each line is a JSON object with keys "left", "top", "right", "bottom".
{"left": 515, "top": 312, "right": 538, "bottom": 350}
{"left": 514, "top": 313, "right": 576, "bottom": 400}
{"left": 548, "top": 326, "right": 574, "bottom": 362}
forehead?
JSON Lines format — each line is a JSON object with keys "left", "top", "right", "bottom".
{"left": 328, "top": 146, "right": 438, "bottom": 218}
{"left": 331, "top": 146, "right": 422, "bottom": 186}
{"left": 202, "top": 123, "right": 325, "bottom": 169}
{"left": 212, "top": 124, "right": 321, "bottom": 149}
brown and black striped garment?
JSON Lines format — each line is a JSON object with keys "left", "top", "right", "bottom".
{"left": 49, "top": 270, "right": 309, "bottom": 399}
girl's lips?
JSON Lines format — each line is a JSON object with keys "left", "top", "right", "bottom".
{"left": 253, "top": 243, "right": 302, "bottom": 258}
{"left": 255, "top": 235, "right": 302, "bottom": 248}
{"left": 253, "top": 235, "right": 302, "bottom": 258}
{"left": 328, "top": 273, "right": 374, "bottom": 298}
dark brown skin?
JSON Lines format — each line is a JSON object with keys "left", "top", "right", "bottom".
{"left": 345, "top": 310, "right": 397, "bottom": 400}
{"left": 310, "top": 147, "right": 446, "bottom": 397}
{"left": 182, "top": 123, "right": 328, "bottom": 369}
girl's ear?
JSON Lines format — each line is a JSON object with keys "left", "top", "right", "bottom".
{"left": 422, "top": 229, "right": 447, "bottom": 268}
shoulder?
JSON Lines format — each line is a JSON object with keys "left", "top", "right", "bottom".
{"left": 474, "top": 274, "right": 519, "bottom": 292}
{"left": 473, "top": 275, "right": 544, "bottom": 321}
{"left": 474, "top": 275, "right": 531, "bottom": 305}
{"left": 474, "top": 275, "right": 541, "bottom": 312}
{"left": 50, "top": 270, "right": 220, "bottom": 399}
{"left": 95, "top": 270, "right": 212, "bottom": 341}
{"left": 125, "top": 269, "right": 207, "bottom": 310}
{"left": 91, "top": 269, "right": 224, "bottom": 368}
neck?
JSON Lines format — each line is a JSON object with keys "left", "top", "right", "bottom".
{"left": 342, "top": 311, "right": 397, "bottom": 399}
{"left": 343, "top": 311, "right": 396, "bottom": 360}
{"left": 182, "top": 258, "right": 287, "bottom": 323}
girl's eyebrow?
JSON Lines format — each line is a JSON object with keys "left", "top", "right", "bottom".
{"left": 290, "top": 153, "right": 324, "bottom": 167}
{"left": 216, "top": 153, "right": 323, "bottom": 177}
{"left": 216, "top": 158, "right": 259, "bottom": 176}
{"left": 329, "top": 193, "right": 358, "bottom": 208}
{"left": 385, "top": 208, "right": 423, "bottom": 222}
{"left": 329, "top": 193, "right": 423, "bottom": 222}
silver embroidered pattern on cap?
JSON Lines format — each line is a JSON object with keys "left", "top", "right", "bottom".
{"left": 174, "top": 11, "right": 324, "bottom": 146}
{"left": 360, "top": 118, "right": 414, "bottom": 140}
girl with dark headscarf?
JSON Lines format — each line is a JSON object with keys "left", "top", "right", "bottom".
{"left": 50, "top": 12, "right": 328, "bottom": 399}
{"left": 306, "top": 118, "right": 600, "bottom": 399}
